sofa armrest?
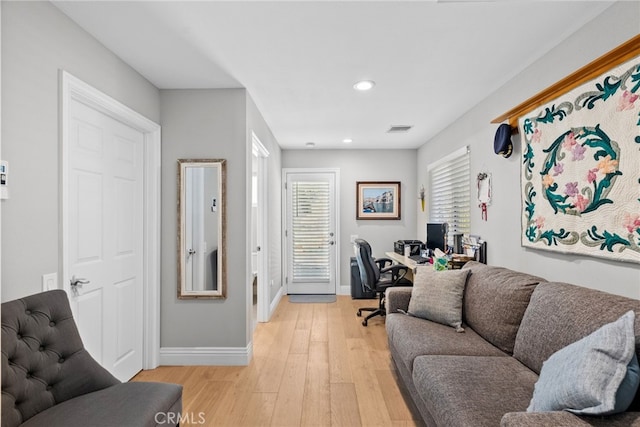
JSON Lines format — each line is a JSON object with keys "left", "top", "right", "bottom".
{"left": 501, "top": 411, "right": 640, "bottom": 426}
{"left": 385, "top": 287, "right": 413, "bottom": 315}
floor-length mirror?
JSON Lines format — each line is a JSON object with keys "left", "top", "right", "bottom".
{"left": 178, "top": 159, "right": 226, "bottom": 299}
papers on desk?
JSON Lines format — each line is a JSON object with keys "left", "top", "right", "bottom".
{"left": 433, "top": 248, "right": 447, "bottom": 258}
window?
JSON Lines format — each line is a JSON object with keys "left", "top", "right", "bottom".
{"left": 428, "top": 146, "right": 471, "bottom": 239}
{"left": 290, "top": 179, "right": 331, "bottom": 282}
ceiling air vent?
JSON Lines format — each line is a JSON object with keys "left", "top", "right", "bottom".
{"left": 387, "top": 125, "right": 413, "bottom": 133}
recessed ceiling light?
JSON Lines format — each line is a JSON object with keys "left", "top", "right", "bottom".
{"left": 305, "top": 142, "right": 316, "bottom": 148}
{"left": 342, "top": 138, "right": 353, "bottom": 144}
{"left": 353, "top": 80, "right": 375, "bottom": 91}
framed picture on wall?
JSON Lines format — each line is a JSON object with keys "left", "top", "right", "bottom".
{"left": 356, "top": 181, "right": 401, "bottom": 220}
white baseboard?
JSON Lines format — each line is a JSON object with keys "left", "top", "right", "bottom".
{"left": 339, "top": 285, "right": 350, "bottom": 295}
{"left": 159, "top": 343, "right": 253, "bottom": 366}
{"left": 269, "top": 286, "right": 283, "bottom": 318}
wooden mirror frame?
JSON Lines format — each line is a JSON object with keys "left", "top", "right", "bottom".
{"left": 177, "top": 159, "right": 227, "bottom": 299}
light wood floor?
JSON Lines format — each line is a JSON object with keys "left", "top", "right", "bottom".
{"left": 133, "top": 296, "right": 422, "bottom": 426}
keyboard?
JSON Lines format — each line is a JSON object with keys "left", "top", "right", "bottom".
{"left": 408, "top": 255, "right": 430, "bottom": 264}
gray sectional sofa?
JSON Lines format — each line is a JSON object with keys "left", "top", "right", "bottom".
{"left": 385, "top": 261, "right": 640, "bottom": 427}
{"left": 1, "top": 290, "right": 183, "bottom": 427}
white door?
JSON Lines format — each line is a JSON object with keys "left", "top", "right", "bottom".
{"left": 65, "top": 98, "right": 144, "bottom": 382}
{"left": 284, "top": 170, "right": 339, "bottom": 294}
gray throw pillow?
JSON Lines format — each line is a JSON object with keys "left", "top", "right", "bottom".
{"left": 407, "top": 267, "right": 470, "bottom": 332}
{"left": 614, "top": 353, "right": 640, "bottom": 413}
{"left": 527, "top": 310, "right": 638, "bottom": 415}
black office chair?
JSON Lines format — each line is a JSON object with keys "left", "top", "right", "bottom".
{"left": 354, "top": 238, "right": 412, "bottom": 326}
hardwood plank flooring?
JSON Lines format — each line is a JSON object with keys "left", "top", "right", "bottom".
{"left": 132, "top": 296, "right": 423, "bottom": 426}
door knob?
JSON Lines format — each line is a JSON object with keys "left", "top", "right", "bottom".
{"left": 70, "top": 276, "right": 90, "bottom": 289}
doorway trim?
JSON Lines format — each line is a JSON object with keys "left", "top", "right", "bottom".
{"left": 251, "top": 132, "right": 270, "bottom": 323}
{"left": 60, "top": 71, "right": 161, "bottom": 370}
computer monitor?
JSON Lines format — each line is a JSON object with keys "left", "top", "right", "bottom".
{"left": 426, "top": 223, "right": 448, "bottom": 252}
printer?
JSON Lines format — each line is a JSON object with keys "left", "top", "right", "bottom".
{"left": 394, "top": 240, "right": 422, "bottom": 256}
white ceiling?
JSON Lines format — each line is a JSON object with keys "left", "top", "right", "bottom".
{"left": 53, "top": 1, "right": 614, "bottom": 150}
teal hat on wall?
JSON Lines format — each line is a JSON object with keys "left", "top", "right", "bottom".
{"left": 494, "top": 123, "right": 513, "bottom": 158}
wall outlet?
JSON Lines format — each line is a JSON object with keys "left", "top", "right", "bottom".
{"left": 42, "top": 273, "right": 58, "bottom": 292}
{"left": 350, "top": 234, "right": 358, "bottom": 243}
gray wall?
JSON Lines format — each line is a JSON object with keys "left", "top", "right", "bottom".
{"left": 246, "top": 95, "right": 283, "bottom": 306}
{"left": 417, "top": 1, "right": 640, "bottom": 299}
{"left": 160, "top": 89, "right": 249, "bottom": 347}
{"left": 282, "top": 149, "right": 418, "bottom": 292}
{"left": 1, "top": 2, "right": 284, "bottom": 350}
{"left": 1, "top": 1, "right": 160, "bottom": 302}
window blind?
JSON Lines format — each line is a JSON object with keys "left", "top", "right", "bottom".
{"left": 429, "top": 147, "right": 471, "bottom": 238}
{"left": 291, "top": 181, "right": 330, "bottom": 282}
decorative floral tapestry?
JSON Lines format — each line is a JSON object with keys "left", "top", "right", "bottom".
{"left": 520, "top": 55, "right": 640, "bottom": 264}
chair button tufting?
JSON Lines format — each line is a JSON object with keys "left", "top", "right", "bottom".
{"left": 49, "top": 321, "right": 56, "bottom": 327}
{"left": 39, "top": 346, "right": 45, "bottom": 351}
{"left": 16, "top": 334, "right": 21, "bottom": 340}
{"left": 58, "top": 358, "right": 65, "bottom": 363}
{"left": 46, "top": 385, "right": 52, "bottom": 391}
{"left": 25, "top": 310, "right": 31, "bottom": 315}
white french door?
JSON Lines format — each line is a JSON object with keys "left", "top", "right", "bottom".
{"left": 284, "top": 169, "right": 339, "bottom": 295}
{"left": 64, "top": 96, "right": 144, "bottom": 382}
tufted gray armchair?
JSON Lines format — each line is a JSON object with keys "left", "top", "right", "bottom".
{"left": 1, "top": 290, "right": 182, "bottom": 427}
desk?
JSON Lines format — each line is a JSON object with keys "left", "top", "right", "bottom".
{"left": 385, "top": 252, "right": 475, "bottom": 276}
{"left": 384, "top": 251, "right": 421, "bottom": 281}
{"left": 385, "top": 251, "right": 418, "bottom": 272}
